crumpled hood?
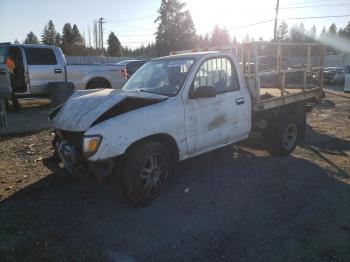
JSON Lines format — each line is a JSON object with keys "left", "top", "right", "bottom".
{"left": 52, "top": 89, "right": 167, "bottom": 131}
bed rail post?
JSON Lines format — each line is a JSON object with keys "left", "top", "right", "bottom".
{"left": 281, "top": 72, "right": 285, "bottom": 97}
{"left": 320, "top": 45, "right": 325, "bottom": 89}
{"left": 303, "top": 46, "right": 311, "bottom": 92}
{"left": 253, "top": 42, "right": 260, "bottom": 104}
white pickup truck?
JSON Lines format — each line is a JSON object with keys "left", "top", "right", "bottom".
{"left": 0, "top": 43, "right": 126, "bottom": 98}
{"left": 51, "top": 42, "right": 325, "bottom": 206}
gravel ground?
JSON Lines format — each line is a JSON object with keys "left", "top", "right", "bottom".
{"left": 0, "top": 98, "right": 51, "bottom": 136}
{"left": 0, "top": 92, "right": 349, "bottom": 261}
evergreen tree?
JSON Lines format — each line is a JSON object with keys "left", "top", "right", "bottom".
{"left": 42, "top": 20, "right": 57, "bottom": 45}
{"left": 344, "top": 21, "right": 350, "bottom": 38}
{"left": 309, "top": 25, "right": 317, "bottom": 39}
{"left": 233, "top": 36, "right": 237, "bottom": 44}
{"left": 72, "top": 24, "right": 84, "bottom": 46}
{"left": 55, "top": 33, "right": 61, "bottom": 47}
{"left": 25, "top": 31, "right": 39, "bottom": 44}
{"left": 107, "top": 32, "right": 122, "bottom": 56}
{"left": 290, "top": 23, "right": 306, "bottom": 43}
{"left": 198, "top": 34, "right": 210, "bottom": 47}
{"left": 276, "top": 21, "right": 288, "bottom": 41}
{"left": 328, "top": 23, "right": 337, "bottom": 35}
{"left": 61, "top": 23, "right": 74, "bottom": 55}
{"left": 155, "top": 0, "right": 197, "bottom": 56}
{"left": 242, "top": 34, "right": 250, "bottom": 43}
{"left": 325, "top": 23, "right": 339, "bottom": 54}
{"left": 211, "top": 25, "right": 231, "bottom": 46}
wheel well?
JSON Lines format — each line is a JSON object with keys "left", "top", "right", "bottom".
{"left": 86, "top": 77, "right": 111, "bottom": 89}
{"left": 127, "top": 134, "right": 179, "bottom": 162}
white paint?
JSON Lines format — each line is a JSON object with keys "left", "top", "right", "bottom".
{"left": 54, "top": 52, "right": 253, "bottom": 162}
{"left": 52, "top": 88, "right": 167, "bottom": 132}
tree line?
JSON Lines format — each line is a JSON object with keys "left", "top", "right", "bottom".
{"left": 22, "top": 20, "right": 120, "bottom": 56}
{"left": 19, "top": 0, "right": 350, "bottom": 58}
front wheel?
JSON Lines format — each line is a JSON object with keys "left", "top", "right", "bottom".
{"left": 86, "top": 78, "right": 111, "bottom": 89}
{"left": 268, "top": 121, "right": 299, "bottom": 156}
{"left": 121, "top": 141, "right": 173, "bottom": 207}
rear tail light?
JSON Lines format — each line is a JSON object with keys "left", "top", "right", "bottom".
{"left": 121, "top": 68, "right": 128, "bottom": 79}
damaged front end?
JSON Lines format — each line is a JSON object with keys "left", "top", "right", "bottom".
{"left": 51, "top": 89, "right": 167, "bottom": 177}
{"left": 53, "top": 129, "right": 85, "bottom": 174}
{"left": 53, "top": 130, "right": 114, "bottom": 178}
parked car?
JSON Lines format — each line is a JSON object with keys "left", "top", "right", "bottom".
{"left": 51, "top": 46, "right": 324, "bottom": 206}
{"left": 344, "top": 65, "right": 350, "bottom": 74}
{"left": 313, "top": 67, "right": 345, "bottom": 84}
{"left": 0, "top": 43, "right": 127, "bottom": 99}
{"left": 115, "top": 59, "right": 148, "bottom": 79}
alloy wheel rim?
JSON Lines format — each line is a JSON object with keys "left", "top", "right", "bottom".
{"left": 139, "top": 153, "right": 168, "bottom": 199}
{"left": 282, "top": 124, "right": 298, "bottom": 150}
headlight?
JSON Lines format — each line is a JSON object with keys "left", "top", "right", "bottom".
{"left": 83, "top": 135, "right": 102, "bottom": 157}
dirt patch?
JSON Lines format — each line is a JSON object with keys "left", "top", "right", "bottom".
{"left": 0, "top": 98, "right": 51, "bottom": 136}
{"left": 0, "top": 93, "right": 349, "bottom": 261}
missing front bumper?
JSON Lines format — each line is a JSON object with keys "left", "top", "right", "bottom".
{"left": 57, "top": 140, "right": 77, "bottom": 174}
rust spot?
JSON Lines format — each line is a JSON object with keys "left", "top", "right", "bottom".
{"left": 208, "top": 115, "right": 227, "bottom": 131}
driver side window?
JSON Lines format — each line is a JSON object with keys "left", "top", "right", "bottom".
{"left": 192, "top": 57, "right": 239, "bottom": 95}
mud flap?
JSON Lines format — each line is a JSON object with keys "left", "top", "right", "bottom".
{"left": 0, "top": 99, "right": 7, "bottom": 127}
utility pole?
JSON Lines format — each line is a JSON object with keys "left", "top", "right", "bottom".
{"left": 273, "top": 0, "right": 280, "bottom": 41}
{"left": 97, "top": 17, "right": 106, "bottom": 55}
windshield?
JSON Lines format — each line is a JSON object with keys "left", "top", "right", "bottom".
{"left": 122, "top": 58, "right": 195, "bottom": 96}
{"left": 115, "top": 60, "right": 131, "bottom": 66}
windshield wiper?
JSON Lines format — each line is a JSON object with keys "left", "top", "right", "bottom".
{"left": 136, "top": 89, "right": 169, "bottom": 97}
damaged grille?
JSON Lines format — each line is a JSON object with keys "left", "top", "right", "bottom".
{"left": 59, "top": 130, "right": 84, "bottom": 154}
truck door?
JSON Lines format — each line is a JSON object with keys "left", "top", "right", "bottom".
{"left": 25, "top": 47, "right": 65, "bottom": 94}
{"left": 183, "top": 56, "right": 250, "bottom": 155}
{"left": 0, "top": 43, "right": 12, "bottom": 98}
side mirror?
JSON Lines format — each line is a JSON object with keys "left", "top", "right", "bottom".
{"left": 194, "top": 85, "right": 216, "bottom": 98}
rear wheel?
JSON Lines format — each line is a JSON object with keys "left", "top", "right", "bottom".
{"left": 86, "top": 78, "right": 111, "bottom": 89}
{"left": 121, "top": 141, "right": 173, "bottom": 207}
{"left": 268, "top": 121, "right": 299, "bottom": 156}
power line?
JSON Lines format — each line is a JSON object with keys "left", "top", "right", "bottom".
{"left": 109, "top": 21, "right": 154, "bottom": 31}
{"left": 228, "top": 14, "right": 350, "bottom": 31}
{"left": 121, "top": 40, "right": 154, "bottom": 44}
{"left": 279, "top": 3, "right": 350, "bottom": 9}
{"left": 281, "top": 0, "right": 347, "bottom": 6}
{"left": 116, "top": 33, "right": 155, "bottom": 37}
{"left": 286, "top": 14, "right": 350, "bottom": 19}
{"left": 229, "top": 19, "right": 274, "bottom": 30}
{"left": 106, "top": 15, "right": 154, "bottom": 23}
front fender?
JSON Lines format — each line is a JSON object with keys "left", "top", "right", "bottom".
{"left": 85, "top": 97, "right": 187, "bottom": 161}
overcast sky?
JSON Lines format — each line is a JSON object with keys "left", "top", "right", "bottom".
{"left": 1, "top": 0, "right": 349, "bottom": 48}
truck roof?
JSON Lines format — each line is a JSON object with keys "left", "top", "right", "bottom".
{"left": 154, "top": 51, "right": 220, "bottom": 61}
{"left": 9, "top": 43, "right": 59, "bottom": 49}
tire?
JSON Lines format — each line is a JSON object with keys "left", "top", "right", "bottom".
{"left": 121, "top": 141, "right": 174, "bottom": 207}
{"left": 268, "top": 120, "right": 299, "bottom": 156}
{"left": 86, "top": 78, "right": 111, "bottom": 89}
{"left": 51, "top": 134, "right": 61, "bottom": 162}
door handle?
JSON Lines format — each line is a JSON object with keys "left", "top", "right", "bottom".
{"left": 54, "top": 69, "right": 62, "bottom": 74}
{"left": 236, "top": 98, "right": 245, "bottom": 105}
{"left": 0, "top": 69, "right": 6, "bottom": 75}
